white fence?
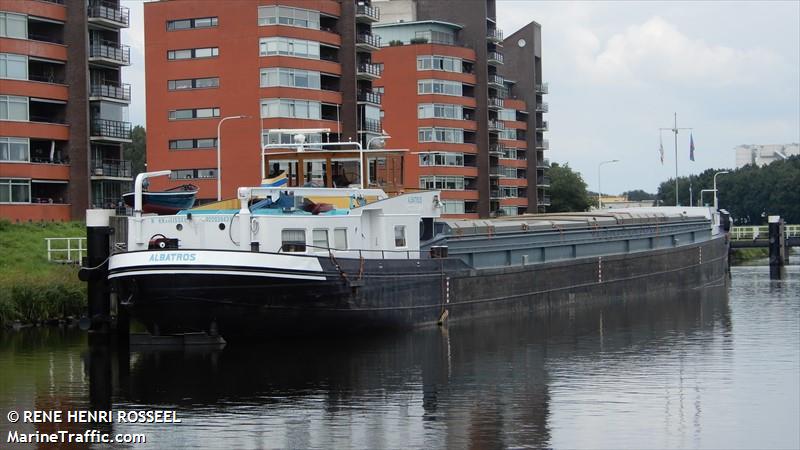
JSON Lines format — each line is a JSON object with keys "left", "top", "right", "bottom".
{"left": 45, "top": 237, "right": 87, "bottom": 264}
{"left": 730, "top": 225, "right": 800, "bottom": 240}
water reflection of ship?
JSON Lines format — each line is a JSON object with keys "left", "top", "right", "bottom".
{"left": 101, "top": 284, "right": 730, "bottom": 448}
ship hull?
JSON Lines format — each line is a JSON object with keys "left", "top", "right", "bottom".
{"left": 110, "top": 235, "right": 729, "bottom": 340}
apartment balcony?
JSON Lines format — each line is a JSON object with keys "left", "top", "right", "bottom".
{"left": 538, "top": 194, "right": 551, "bottom": 206}
{"left": 489, "top": 144, "right": 505, "bottom": 156}
{"left": 536, "top": 102, "right": 549, "bottom": 113}
{"left": 88, "top": 1, "right": 130, "bottom": 29}
{"left": 91, "top": 158, "right": 132, "bottom": 179}
{"left": 537, "top": 176, "right": 551, "bottom": 187}
{"left": 355, "top": 4, "right": 380, "bottom": 23}
{"left": 536, "top": 120, "right": 549, "bottom": 131}
{"left": 489, "top": 165, "right": 507, "bottom": 178}
{"left": 89, "top": 82, "right": 131, "bottom": 103}
{"left": 90, "top": 118, "right": 132, "bottom": 142}
{"left": 357, "top": 90, "right": 381, "bottom": 105}
{"left": 488, "top": 119, "right": 505, "bottom": 132}
{"left": 89, "top": 40, "right": 131, "bottom": 66}
{"left": 537, "top": 158, "right": 550, "bottom": 168}
{"left": 488, "top": 74, "right": 504, "bottom": 88}
{"left": 356, "top": 63, "right": 381, "bottom": 80}
{"left": 356, "top": 33, "right": 381, "bottom": 51}
{"left": 488, "top": 97, "right": 505, "bottom": 111}
{"left": 536, "top": 82, "right": 549, "bottom": 95}
{"left": 490, "top": 189, "right": 505, "bottom": 199}
{"left": 487, "top": 51, "right": 504, "bottom": 65}
{"left": 27, "top": 32, "right": 64, "bottom": 45}
{"left": 536, "top": 139, "right": 549, "bottom": 150}
{"left": 486, "top": 28, "right": 503, "bottom": 43}
{"left": 360, "top": 118, "right": 381, "bottom": 134}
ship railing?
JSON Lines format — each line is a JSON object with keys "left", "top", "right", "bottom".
{"left": 280, "top": 244, "right": 421, "bottom": 260}
{"left": 45, "top": 237, "right": 86, "bottom": 264}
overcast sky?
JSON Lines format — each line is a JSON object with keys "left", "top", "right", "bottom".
{"left": 121, "top": 0, "right": 800, "bottom": 194}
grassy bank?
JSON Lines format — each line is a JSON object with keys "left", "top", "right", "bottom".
{"left": 730, "top": 247, "right": 769, "bottom": 265}
{"left": 0, "top": 220, "right": 86, "bottom": 326}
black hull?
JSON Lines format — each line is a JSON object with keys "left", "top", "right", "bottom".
{"left": 113, "top": 237, "right": 729, "bottom": 339}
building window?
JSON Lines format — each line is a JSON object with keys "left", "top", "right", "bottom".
{"left": 417, "top": 79, "right": 462, "bottom": 96}
{"left": 416, "top": 55, "right": 462, "bottom": 73}
{"left": 168, "top": 107, "right": 220, "bottom": 120}
{"left": 312, "top": 229, "right": 328, "bottom": 251}
{"left": 417, "top": 103, "right": 463, "bottom": 120}
{"left": 442, "top": 200, "right": 465, "bottom": 214}
{"left": 0, "top": 137, "right": 28, "bottom": 162}
{"left": 262, "top": 131, "right": 322, "bottom": 146}
{"left": 418, "top": 152, "right": 464, "bottom": 167}
{"left": 169, "top": 168, "right": 217, "bottom": 180}
{"left": 168, "top": 138, "right": 217, "bottom": 150}
{"left": 281, "top": 229, "right": 306, "bottom": 252}
{"left": 0, "top": 178, "right": 30, "bottom": 203}
{"left": 168, "top": 77, "right": 219, "bottom": 90}
{"left": 498, "top": 129, "right": 517, "bottom": 140}
{"left": 167, "top": 47, "right": 219, "bottom": 60}
{"left": 498, "top": 108, "right": 516, "bottom": 121}
{"left": 419, "top": 175, "right": 465, "bottom": 190}
{"left": 501, "top": 148, "right": 518, "bottom": 160}
{"left": 258, "top": 6, "right": 320, "bottom": 30}
{"left": 166, "top": 17, "right": 218, "bottom": 31}
{"left": 413, "top": 30, "right": 455, "bottom": 46}
{"left": 0, "top": 95, "right": 28, "bottom": 121}
{"left": 0, "top": 53, "right": 27, "bottom": 80}
{"left": 259, "top": 37, "right": 320, "bottom": 59}
{"left": 501, "top": 187, "right": 519, "bottom": 198}
{"left": 394, "top": 225, "right": 406, "bottom": 248}
{"left": 0, "top": 12, "right": 27, "bottom": 40}
{"left": 499, "top": 206, "right": 518, "bottom": 216}
{"left": 417, "top": 127, "right": 464, "bottom": 144}
{"left": 260, "top": 99, "right": 321, "bottom": 120}
{"left": 333, "top": 228, "right": 347, "bottom": 250}
{"left": 260, "top": 68, "right": 321, "bottom": 89}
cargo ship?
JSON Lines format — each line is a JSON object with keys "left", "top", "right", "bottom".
{"left": 106, "top": 139, "right": 730, "bottom": 339}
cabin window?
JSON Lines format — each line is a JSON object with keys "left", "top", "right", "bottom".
{"left": 394, "top": 225, "right": 406, "bottom": 248}
{"left": 333, "top": 228, "right": 347, "bottom": 250}
{"left": 281, "top": 229, "right": 306, "bottom": 252}
{"left": 312, "top": 229, "right": 328, "bottom": 251}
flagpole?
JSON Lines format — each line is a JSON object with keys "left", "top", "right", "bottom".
{"left": 659, "top": 112, "right": 692, "bottom": 206}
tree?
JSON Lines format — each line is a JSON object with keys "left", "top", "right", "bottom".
{"left": 622, "top": 189, "right": 655, "bottom": 201}
{"left": 123, "top": 125, "right": 146, "bottom": 179}
{"left": 547, "top": 162, "right": 592, "bottom": 212}
{"left": 654, "top": 156, "right": 799, "bottom": 224}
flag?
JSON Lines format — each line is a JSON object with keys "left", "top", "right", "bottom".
{"left": 689, "top": 133, "right": 695, "bottom": 161}
{"left": 659, "top": 135, "right": 664, "bottom": 165}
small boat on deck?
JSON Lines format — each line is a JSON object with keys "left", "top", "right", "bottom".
{"left": 122, "top": 184, "right": 198, "bottom": 215}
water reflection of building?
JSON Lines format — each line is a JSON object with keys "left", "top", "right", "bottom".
{"left": 108, "top": 284, "right": 730, "bottom": 448}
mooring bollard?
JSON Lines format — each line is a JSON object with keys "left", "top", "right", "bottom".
{"left": 768, "top": 215, "right": 785, "bottom": 280}
{"left": 81, "top": 209, "right": 114, "bottom": 345}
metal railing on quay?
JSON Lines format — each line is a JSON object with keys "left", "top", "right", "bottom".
{"left": 46, "top": 237, "right": 86, "bottom": 264}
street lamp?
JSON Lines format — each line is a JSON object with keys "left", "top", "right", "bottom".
{"left": 364, "top": 131, "right": 392, "bottom": 187}
{"left": 597, "top": 159, "right": 619, "bottom": 209}
{"left": 216, "top": 115, "right": 249, "bottom": 201}
{"left": 713, "top": 170, "right": 729, "bottom": 210}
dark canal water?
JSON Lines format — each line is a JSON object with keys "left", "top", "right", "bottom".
{"left": 1, "top": 262, "right": 798, "bottom": 449}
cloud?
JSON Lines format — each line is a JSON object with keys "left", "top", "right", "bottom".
{"left": 571, "top": 17, "right": 783, "bottom": 87}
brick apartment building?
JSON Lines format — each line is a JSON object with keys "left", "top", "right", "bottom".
{"left": 373, "top": 0, "right": 549, "bottom": 218}
{"left": 0, "top": 0, "right": 133, "bottom": 222}
{"left": 144, "top": 0, "right": 383, "bottom": 202}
